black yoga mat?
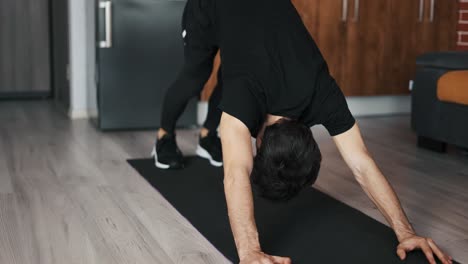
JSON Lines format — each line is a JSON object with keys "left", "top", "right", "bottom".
{"left": 128, "top": 157, "right": 457, "bottom": 264}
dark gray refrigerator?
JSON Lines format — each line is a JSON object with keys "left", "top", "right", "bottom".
{"left": 94, "top": 0, "right": 197, "bottom": 130}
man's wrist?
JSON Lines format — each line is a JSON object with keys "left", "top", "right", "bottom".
{"left": 238, "top": 243, "right": 261, "bottom": 260}
{"left": 390, "top": 219, "right": 416, "bottom": 242}
{"left": 395, "top": 229, "right": 416, "bottom": 242}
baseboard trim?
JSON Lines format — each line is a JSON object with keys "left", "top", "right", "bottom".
{"left": 68, "top": 108, "right": 98, "bottom": 119}
{"left": 197, "top": 95, "right": 410, "bottom": 124}
{"left": 68, "top": 109, "right": 90, "bottom": 119}
{"left": 54, "top": 100, "right": 95, "bottom": 120}
{"left": 346, "top": 95, "right": 411, "bottom": 117}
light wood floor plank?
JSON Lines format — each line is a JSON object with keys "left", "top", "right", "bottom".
{"left": 0, "top": 194, "right": 21, "bottom": 264}
{"left": 0, "top": 136, "right": 14, "bottom": 194}
{"left": 68, "top": 186, "right": 174, "bottom": 264}
{"left": 121, "top": 191, "right": 229, "bottom": 264}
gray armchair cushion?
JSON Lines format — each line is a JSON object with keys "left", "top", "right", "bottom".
{"left": 416, "top": 51, "right": 468, "bottom": 70}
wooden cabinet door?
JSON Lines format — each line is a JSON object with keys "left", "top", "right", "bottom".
{"left": 343, "top": 0, "right": 393, "bottom": 95}
{"left": 416, "top": 0, "right": 458, "bottom": 54}
{"left": 384, "top": 0, "right": 421, "bottom": 94}
{"left": 416, "top": 0, "right": 436, "bottom": 54}
{"left": 385, "top": 0, "right": 458, "bottom": 95}
{"left": 292, "top": 0, "right": 347, "bottom": 90}
{"left": 416, "top": 0, "right": 441, "bottom": 54}
{"left": 431, "top": 0, "right": 458, "bottom": 51}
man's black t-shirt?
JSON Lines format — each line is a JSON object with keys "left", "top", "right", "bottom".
{"left": 193, "top": 0, "right": 356, "bottom": 137}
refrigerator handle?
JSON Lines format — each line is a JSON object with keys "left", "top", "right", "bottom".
{"left": 99, "top": 1, "right": 112, "bottom": 48}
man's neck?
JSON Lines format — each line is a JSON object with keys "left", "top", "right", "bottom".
{"left": 256, "top": 114, "right": 286, "bottom": 148}
{"left": 265, "top": 114, "right": 284, "bottom": 126}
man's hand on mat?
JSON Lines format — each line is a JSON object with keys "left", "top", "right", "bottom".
{"left": 239, "top": 250, "right": 291, "bottom": 264}
{"left": 397, "top": 235, "right": 453, "bottom": 264}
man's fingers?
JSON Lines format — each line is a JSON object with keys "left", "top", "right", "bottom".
{"left": 396, "top": 247, "right": 406, "bottom": 260}
{"left": 427, "top": 239, "right": 452, "bottom": 264}
{"left": 271, "top": 255, "right": 291, "bottom": 264}
{"left": 421, "top": 243, "right": 436, "bottom": 264}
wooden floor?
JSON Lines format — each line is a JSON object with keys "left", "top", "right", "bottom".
{"left": 0, "top": 100, "right": 467, "bottom": 264}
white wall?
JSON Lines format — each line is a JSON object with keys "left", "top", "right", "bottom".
{"left": 86, "top": 0, "right": 98, "bottom": 118}
{"left": 67, "top": 0, "right": 95, "bottom": 119}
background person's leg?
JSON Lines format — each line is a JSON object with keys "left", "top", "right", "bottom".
{"left": 196, "top": 67, "right": 223, "bottom": 167}
{"left": 202, "top": 68, "right": 222, "bottom": 133}
{"left": 154, "top": 46, "right": 217, "bottom": 169}
{"left": 155, "top": 43, "right": 219, "bottom": 170}
{"left": 160, "top": 48, "right": 217, "bottom": 135}
{"left": 160, "top": 0, "right": 218, "bottom": 135}
{"left": 154, "top": 0, "right": 219, "bottom": 169}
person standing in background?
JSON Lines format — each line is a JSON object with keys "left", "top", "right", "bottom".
{"left": 152, "top": 0, "right": 222, "bottom": 169}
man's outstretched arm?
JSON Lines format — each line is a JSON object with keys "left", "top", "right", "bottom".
{"left": 219, "top": 113, "right": 291, "bottom": 264}
{"left": 333, "top": 123, "right": 452, "bottom": 264}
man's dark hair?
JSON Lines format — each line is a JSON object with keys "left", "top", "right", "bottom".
{"left": 251, "top": 119, "right": 322, "bottom": 202}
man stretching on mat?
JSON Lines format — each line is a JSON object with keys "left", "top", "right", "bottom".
{"left": 215, "top": 1, "right": 453, "bottom": 264}
{"left": 159, "top": 0, "right": 452, "bottom": 263}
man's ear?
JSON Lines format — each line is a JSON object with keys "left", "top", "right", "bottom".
{"left": 256, "top": 120, "right": 268, "bottom": 148}
{"left": 255, "top": 137, "right": 262, "bottom": 150}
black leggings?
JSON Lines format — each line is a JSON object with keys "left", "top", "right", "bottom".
{"left": 160, "top": 47, "right": 222, "bottom": 134}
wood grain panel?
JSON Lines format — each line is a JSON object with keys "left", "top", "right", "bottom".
{"left": 29, "top": 0, "right": 51, "bottom": 92}
{"left": 383, "top": 0, "right": 458, "bottom": 95}
{"left": 0, "top": 134, "right": 14, "bottom": 194}
{"left": 416, "top": 0, "right": 439, "bottom": 55}
{"left": 0, "top": 0, "right": 50, "bottom": 94}
{"left": 384, "top": 0, "right": 420, "bottom": 94}
{"left": 0, "top": 0, "right": 14, "bottom": 91}
{"left": 344, "top": 0, "right": 393, "bottom": 95}
{"left": 433, "top": 0, "right": 459, "bottom": 51}
{"left": 293, "top": 0, "right": 347, "bottom": 88}
{"left": 413, "top": 0, "right": 458, "bottom": 61}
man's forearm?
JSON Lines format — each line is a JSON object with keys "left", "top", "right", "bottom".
{"left": 355, "top": 160, "right": 415, "bottom": 241}
{"left": 224, "top": 169, "right": 260, "bottom": 258}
